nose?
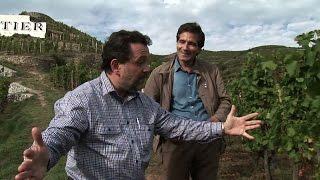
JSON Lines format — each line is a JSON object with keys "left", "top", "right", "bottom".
{"left": 181, "top": 42, "right": 188, "bottom": 50}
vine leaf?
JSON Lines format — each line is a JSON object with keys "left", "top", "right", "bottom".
{"left": 261, "top": 61, "right": 277, "bottom": 70}
{"left": 306, "top": 50, "right": 316, "bottom": 66}
{"left": 287, "top": 127, "right": 296, "bottom": 137}
{"left": 286, "top": 60, "right": 298, "bottom": 77}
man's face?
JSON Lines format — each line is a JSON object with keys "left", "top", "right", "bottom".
{"left": 176, "top": 32, "right": 201, "bottom": 62}
{"left": 119, "top": 43, "right": 151, "bottom": 91}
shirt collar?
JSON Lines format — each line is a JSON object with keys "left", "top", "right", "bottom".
{"left": 100, "top": 71, "right": 116, "bottom": 96}
{"left": 100, "top": 71, "right": 139, "bottom": 101}
{"left": 174, "top": 57, "right": 201, "bottom": 74}
{"left": 174, "top": 57, "right": 182, "bottom": 72}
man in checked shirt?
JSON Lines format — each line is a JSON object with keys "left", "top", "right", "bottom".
{"left": 15, "top": 30, "right": 261, "bottom": 180}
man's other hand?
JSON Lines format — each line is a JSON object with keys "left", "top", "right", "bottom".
{"left": 15, "top": 127, "right": 49, "bottom": 180}
{"left": 223, "top": 105, "right": 262, "bottom": 139}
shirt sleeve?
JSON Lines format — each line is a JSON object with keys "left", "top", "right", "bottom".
{"left": 153, "top": 100, "right": 223, "bottom": 142}
{"left": 42, "top": 90, "right": 89, "bottom": 169}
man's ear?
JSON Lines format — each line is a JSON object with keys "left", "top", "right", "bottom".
{"left": 110, "top": 59, "right": 120, "bottom": 75}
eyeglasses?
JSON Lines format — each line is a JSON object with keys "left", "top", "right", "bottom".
{"left": 131, "top": 58, "right": 151, "bottom": 69}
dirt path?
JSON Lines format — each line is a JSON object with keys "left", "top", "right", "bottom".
{"left": 145, "top": 137, "right": 265, "bottom": 179}
{"left": 27, "top": 68, "right": 48, "bottom": 107}
{"left": 28, "top": 88, "right": 47, "bottom": 107}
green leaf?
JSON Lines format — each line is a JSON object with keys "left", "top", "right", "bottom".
{"left": 296, "top": 78, "right": 304, "bottom": 82}
{"left": 286, "top": 60, "right": 298, "bottom": 77}
{"left": 262, "top": 140, "right": 268, "bottom": 146}
{"left": 287, "top": 127, "right": 296, "bottom": 137}
{"left": 268, "top": 142, "right": 274, "bottom": 150}
{"left": 284, "top": 96, "right": 291, "bottom": 101}
{"left": 306, "top": 50, "right": 315, "bottom": 66}
{"left": 289, "top": 151, "right": 299, "bottom": 162}
{"left": 261, "top": 61, "right": 277, "bottom": 70}
{"left": 304, "top": 150, "right": 313, "bottom": 160}
{"left": 317, "top": 73, "right": 320, "bottom": 80}
{"left": 311, "top": 98, "right": 320, "bottom": 108}
{"left": 301, "top": 99, "right": 310, "bottom": 107}
{"left": 286, "top": 141, "right": 293, "bottom": 151}
{"left": 266, "top": 112, "right": 271, "bottom": 119}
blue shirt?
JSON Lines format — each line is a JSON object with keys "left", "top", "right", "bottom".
{"left": 42, "top": 71, "right": 223, "bottom": 179}
{"left": 172, "top": 59, "right": 210, "bottom": 121}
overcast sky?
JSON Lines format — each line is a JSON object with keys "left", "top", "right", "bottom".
{"left": 1, "top": 0, "right": 320, "bottom": 54}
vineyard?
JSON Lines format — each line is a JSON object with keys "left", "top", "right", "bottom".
{"left": 0, "top": 76, "right": 10, "bottom": 112}
{"left": 229, "top": 30, "right": 320, "bottom": 179}
{"left": 0, "top": 11, "right": 103, "bottom": 55}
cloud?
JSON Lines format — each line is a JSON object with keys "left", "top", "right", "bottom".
{"left": 0, "top": 0, "right": 320, "bottom": 54}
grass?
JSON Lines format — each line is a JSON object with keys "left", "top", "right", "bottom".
{"left": 0, "top": 65, "right": 67, "bottom": 179}
{"left": 0, "top": 97, "right": 60, "bottom": 178}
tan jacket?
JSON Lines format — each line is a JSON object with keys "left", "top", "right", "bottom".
{"left": 144, "top": 56, "right": 231, "bottom": 122}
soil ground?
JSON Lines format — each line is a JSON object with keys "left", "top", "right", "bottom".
{"left": 145, "top": 137, "right": 294, "bottom": 180}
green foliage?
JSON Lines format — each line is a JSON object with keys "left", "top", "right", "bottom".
{"left": 229, "top": 30, "right": 320, "bottom": 175}
{"left": 0, "top": 76, "right": 10, "bottom": 111}
{"left": 150, "top": 54, "right": 165, "bottom": 69}
{"left": 0, "top": 92, "right": 67, "bottom": 179}
{"left": 50, "top": 61, "right": 100, "bottom": 90}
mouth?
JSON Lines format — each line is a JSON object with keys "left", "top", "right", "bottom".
{"left": 179, "top": 50, "right": 191, "bottom": 55}
{"left": 179, "top": 53, "right": 191, "bottom": 59}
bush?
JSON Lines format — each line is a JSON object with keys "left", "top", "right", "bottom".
{"left": 0, "top": 77, "right": 11, "bottom": 112}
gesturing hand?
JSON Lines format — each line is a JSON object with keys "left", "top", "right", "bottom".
{"left": 223, "top": 105, "right": 262, "bottom": 139}
{"left": 15, "top": 127, "right": 49, "bottom": 180}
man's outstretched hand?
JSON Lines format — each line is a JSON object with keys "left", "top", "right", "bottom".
{"left": 15, "top": 127, "right": 49, "bottom": 180}
{"left": 223, "top": 105, "right": 262, "bottom": 139}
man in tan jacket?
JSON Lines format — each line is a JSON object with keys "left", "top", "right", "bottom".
{"left": 144, "top": 22, "right": 231, "bottom": 180}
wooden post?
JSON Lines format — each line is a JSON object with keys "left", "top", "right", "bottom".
{"left": 95, "top": 41, "right": 98, "bottom": 54}
{"left": 71, "top": 69, "right": 74, "bottom": 90}
{"left": 292, "top": 162, "right": 299, "bottom": 180}
{"left": 264, "top": 150, "right": 271, "bottom": 180}
{"left": 21, "top": 41, "right": 23, "bottom": 53}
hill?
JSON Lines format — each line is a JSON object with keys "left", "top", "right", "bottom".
{"left": 157, "top": 45, "right": 300, "bottom": 81}
{"left": 0, "top": 11, "right": 103, "bottom": 54}
{"left": 201, "top": 45, "right": 299, "bottom": 81}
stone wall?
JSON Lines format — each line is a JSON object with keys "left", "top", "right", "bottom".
{"left": 0, "top": 55, "right": 36, "bottom": 66}
{"left": 7, "top": 82, "right": 34, "bottom": 102}
{"left": 0, "top": 64, "right": 17, "bottom": 77}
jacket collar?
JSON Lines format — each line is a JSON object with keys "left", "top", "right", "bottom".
{"left": 159, "top": 54, "right": 203, "bottom": 75}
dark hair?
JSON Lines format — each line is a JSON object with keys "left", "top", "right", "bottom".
{"left": 101, "top": 30, "right": 152, "bottom": 72}
{"left": 176, "top": 22, "right": 205, "bottom": 48}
